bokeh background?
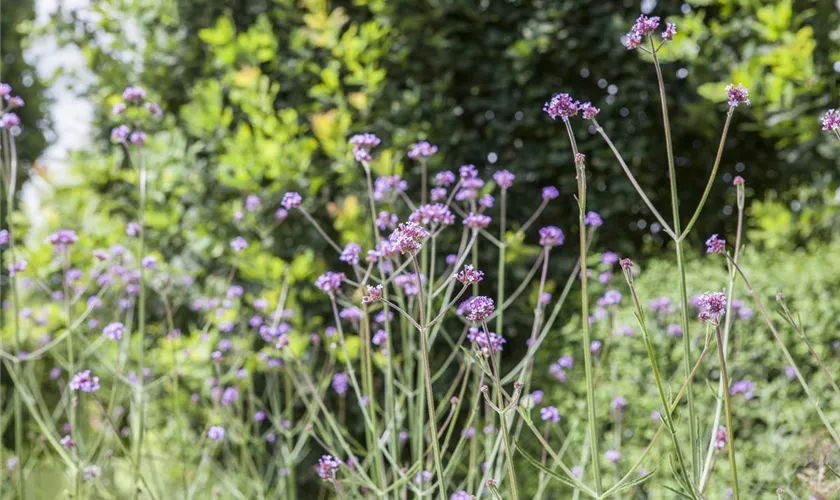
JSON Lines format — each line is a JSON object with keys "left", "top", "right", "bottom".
{"left": 3, "top": 0, "right": 840, "bottom": 497}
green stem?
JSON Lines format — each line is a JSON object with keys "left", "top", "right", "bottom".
{"left": 133, "top": 145, "right": 148, "bottom": 499}
{"left": 565, "top": 119, "right": 601, "bottom": 493}
{"left": 715, "top": 325, "right": 740, "bottom": 499}
{"left": 411, "top": 256, "right": 447, "bottom": 498}
{"left": 496, "top": 189, "right": 507, "bottom": 345}
{"left": 650, "top": 37, "right": 699, "bottom": 481}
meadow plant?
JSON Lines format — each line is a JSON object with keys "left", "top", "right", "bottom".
{"left": 2, "top": 12, "right": 840, "bottom": 500}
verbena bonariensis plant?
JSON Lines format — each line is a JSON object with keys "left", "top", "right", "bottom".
{"left": 2, "top": 13, "right": 840, "bottom": 500}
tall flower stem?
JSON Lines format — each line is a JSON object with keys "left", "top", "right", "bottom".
{"left": 495, "top": 189, "right": 507, "bottom": 345}
{"left": 650, "top": 39, "right": 698, "bottom": 480}
{"left": 565, "top": 119, "right": 601, "bottom": 493}
{"left": 623, "top": 271, "right": 695, "bottom": 495}
{"left": 411, "top": 256, "right": 447, "bottom": 498}
{"left": 2, "top": 129, "right": 26, "bottom": 499}
{"left": 132, "top": 145, "right": 148, "bottom": 499}
{"left": 700, "top": 187, "right": 744, "bottom": 491}
{"left": 479, "top": 321, "right": 520, "bottom": 500}
{"left": 714, "top": 325, "right": 740, "bottom": 499}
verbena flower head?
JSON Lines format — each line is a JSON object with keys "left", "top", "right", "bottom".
{"left": 585, "top": 211, "right": 603, "bottom": 227}
{"left": 733, "top": 176, "right": 745, "bottom": 186}
{"left": 315, "top": 271, "right": 345, "bottom": 294}
{"left": 230, "top": 237, "right": 248, "bottom": 252}
{"left": 543, "top": 93, "right": 579, "bottom": 121}
{"left": 69, "top": 370, "right": 100, "bottom": 392}
{"left": 362, "top": 285, "right": 382, "bottom": 304}
{"left": 0, "top": 112, "right": 20, "bottom": 128}
{"left": 697, "top": 291, "right": 727, "bottom": 323}
{"left": 624, "top": 30, "right": 643, "bottom": 50}
{"left": 409, "top": 204, "right": 455, "bottom": 226}
{"left": 339, "top": 243, "right": 361, "bottom": 265}
{"left": 0, "top": 83, "right": 11, "bottom": 96}
{"left": 479, "top": 194, "right": 494, "bottom": 208}
{"left": 122, "top": 85, "right": 147, "bottom": 103}
{"left": 460, "top": 296, "right": 495, "bottom": 323}
{"left": 46, "top": 229, "right": 79, "bottom": 249}
{"left": 605, "top": 449, "right": 622, "bottom": 464}
{"left": 466, "top": 327, "right": 505, "bottom": 354}
{"left": 451, "top": 491, "right": 471, "bottom": 500}
{"left": 82, "top": 465, "right": 101, "bottom": 482}
{"left": 281, "top": 192, "right": 303, "bottom": 210}
{"left": 705, "top": 234, "right": 726, "bottom": 254}
{"left": 598, "top": 290, "right": 622, "bottom": 307}
{"left": 332, "top": 373, "right": 349, "bottom": 395}
{"left": 730, "top": 379, "right": 755, "bottom": 399}
{"left": 130, "top": 131, "right": 147, "bottom": 146}
{"left": 493, "top": 170, "right": 515, "bottom": 189}
{"left": 389, "top": 221, "right": 429, "bottom": 255}
{"left": 349, "top": 133, "right": 381, "bottom": 149}
{"left": 662, "top": 23, "right": 677, "bottom": 40}
{"left": 207, "top": 425, "right": 225, "bottom": 441}
{"left": 714, "top": 425, "right": 728, "bottom": 451}
{"left": 725, "top": 83, "right": 750, "bottom": 107}
{"left": 317, "top": 455, "right": 342, "bottom": 480}
{"left": 540, "top": 406, "right": 561, "bottom": 423}
{"left": 456, "top": 265, "right": 484, "bottom": 285}
{"left": 103, "top": 322, "right": 125, "bottom": 341}
{"left": 822, "top": 109, "right": 840, "bottom": 131}
{"left": 631, "top": 14, "right": 660, "bottom": 36}
{"left": 463, "top": 213, "right": 491, "bottom": 229}
{"left": 542, "top": 186, "right": 559, "bottom": 200}
{"left": 407, "top": 141, "right": 438, "bottom": 159}
{"left": 539, "top": 226, "right": 565, "bottom": 247}
{"left": 667, "top": 323, "right": 683, "bottom": 336}
{"left": 111, "top": 125, "right": 130, "bottom": 143}
{"left": 435, "top": 170, "right": 456, "bottom": 186}
{"left": 5, "top": 96, "right": 25, "bottom": 109}
{"left": 580, "top": 102, "right": 600, "bottom": 120}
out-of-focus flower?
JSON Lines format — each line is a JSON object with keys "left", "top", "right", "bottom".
{"left": 539, "top": 226, "right": 565, "bottom": 247}
{"left": 725, "top": 84, "right": 750, "bottom": 107}
{"left": 69, "top": 370, "right": 100, "bottom": 392}
{"left": 408, "top": 141, "right": 438, "bottom": 159}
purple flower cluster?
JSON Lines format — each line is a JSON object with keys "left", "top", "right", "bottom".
{"left": 389, "top": 221, "right": 429, "bottom": 255}
{"left": 725, "top": 84, "right": 751, "bottom": 107}
{"left": 543, "top": 93, "right": 579, "bottom": 121}
{"left": 407, "top": 141, "right": 438, "bottom": 159}
{"left": 362, "top": 284, "right": 383, "bottom": 304}
{"left": 714, "top": 425, "right": 728, "bottom": 451}
{"left": 456, "top": 265, "right": 484, "bottom": 285}
{"left": 208, "top": 425, "right": 225, "bottom": 441}
{"left": 540, "top": 406, "right": 561, "bottom": 423}
{"left": 315, "top": 271, "right": 345, "bottom": 294}
{"left": 332, "top": 373, "right": 349, "bottom": 395}
{"left": 281, "top": 192, "right": 303, "bottom": 210}
{"left": 584, "top": 211, "right": 603, "bottom": 228}
{"left": 822, "top": 109, "right": 840, "bottom": 131}
{"left": 466, "top": 327, "right": 506, "bottom": 355}
{"left": 460, "top": 296, "right": 495, "bottom": 322}
{"left": 493, "top": 169, "right": 515, "bottom": 189}
{"left": 697, "top": 291, "right": 727, "bottom": 323}
{"left": 705, "top": 234, "right": 726, "bottom": 254}
{"left": 463, "top": 213, "right": 491, "bottom": 229}
{"left": 102, "top": 322, "right": 125, "bottom": 341}
{"left": 69, "top": 370, "right": 100, "bottom": 392}
{"left": 349, "top": 133, "right": 381, "bottom": 162}
{"left": 409, "top": 204, "right": 455, "bottom": 226}
{"left": 729, "top": 380, "right": 755, "bottom": 400}
{"left": 46, "top": 229, "right": 79, "bottom": 249}
{"left": 539, "top": 226, "right": 564, "bottom": 247}
{"left": 339, "top": 243, "right": 361, "bottom": 265}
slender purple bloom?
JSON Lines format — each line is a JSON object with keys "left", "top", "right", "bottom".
{"left": 542, "top": 186, "right": 559, "bottom": 200}
{"left": 103, "top": 322, "right": 125, "bottom": 341}
{"left": 460, "top": 296, "right": 495, "bottom": 322}
{"left": 69, "top": 370, "right": 100, "bottom": 392}
{"left": 706, "top": 234, "right": 726, "bottom": 254}
{"left": 543, "top": 93, "right": 579, "bottom": 121}
{"left": 726, "top": 83, "right": 751, "bottom": 107}
{"left": 822, "top": 109, "right": 840, "bottom": 131}
{"left": 407, "top": 141, "right": 438, "bottom": 159}
{"left": 207, "top": 426, "right": 225, "bottom": 441}
{"left": 493, "top": 170, "right": 515, "bottom": 189}
{"left": 539, "top": 226, "right": 565, "bottom": 247}
{"left": 540, "top": 406, "right": 561, "bottom": 423}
